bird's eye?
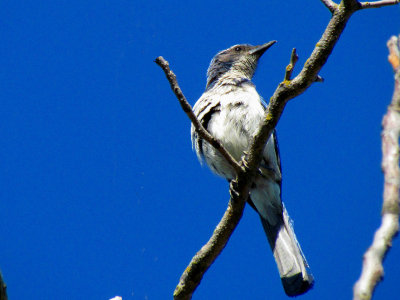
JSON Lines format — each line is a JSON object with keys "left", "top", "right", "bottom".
{"left": 234, "top": 46, "right": 242, "bottom": 52}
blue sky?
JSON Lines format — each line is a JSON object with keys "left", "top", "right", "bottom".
{"left": 1, "top": 1, "right": 400, "bottom": 299}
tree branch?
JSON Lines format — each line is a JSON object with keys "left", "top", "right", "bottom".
{"left": 360, "top": 0, "right": 400, "bottom": 9}
{"left": 154, "top": 57, "right": 243, "bottom": 175}
{"left": 245, "top": 2, "right": 356, "bottom": 172}
{"left": 246, "top": 0, "right": 399, "bottom": 172}
{"left": 353, "top": 35, "right": 400, "bottom": 300}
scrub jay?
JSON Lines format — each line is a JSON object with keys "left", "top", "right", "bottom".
{"left": 191, "top": 41, "right": 314, "bottom": 296}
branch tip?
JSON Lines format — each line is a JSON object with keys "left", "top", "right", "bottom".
{"left": 284, "top": 48, "right": 299, "bottom": 81}
{"left": 360, "top": 0, "right": 400, "bottom": 9}
{"left": 315, "top": 75, "right": 325, "bottom": 82}
{"left": 320, "top": 0, "right": 338, "bottom": 13}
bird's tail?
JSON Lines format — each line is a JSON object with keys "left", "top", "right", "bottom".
{"left": 260, "top": 205, "right": 314, "bottom": 296}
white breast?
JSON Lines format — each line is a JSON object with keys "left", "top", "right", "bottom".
{"left": 192, "top": 83, "right": 266, "bottom": 179}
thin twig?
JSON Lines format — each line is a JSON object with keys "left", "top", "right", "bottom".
{"left": 360, "top": 0, "right": 400, "bottom": 9}
{"left": 284, "top": 48, "right": 298, "bottom": 81}
{"left": 0, "top": 271, "right": 7, "bottom": 300}
{"left": 320, "top": 0, "right": 338, "bottom": 13}
{"left": 353, "top": 35, "right": 400, "bottom": 300}
{"left": 155, "top": 57, "right": 243, "bottom": 174}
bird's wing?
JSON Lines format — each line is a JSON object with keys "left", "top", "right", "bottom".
{"left": 191, "top": 94, "right": 221, "bottom": 162}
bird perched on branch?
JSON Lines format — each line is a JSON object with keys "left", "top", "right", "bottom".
{"left": 191, "top": 41, "right": 314, "bottom": 296}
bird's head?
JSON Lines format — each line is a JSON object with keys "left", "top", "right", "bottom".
{"left": 206, "top": 40, "right": 276, "bottom": 88}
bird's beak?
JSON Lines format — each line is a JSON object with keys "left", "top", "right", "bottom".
{"left": 249, "top": 40, "right": 277, "bottom": 57}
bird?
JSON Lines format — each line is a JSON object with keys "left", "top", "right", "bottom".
{"left": 190, "top": 41, "right": 314, "bottom": 296}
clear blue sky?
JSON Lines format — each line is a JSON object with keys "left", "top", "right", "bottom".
{"left": 1, "top": 1, "right": 400, "bottom": 299}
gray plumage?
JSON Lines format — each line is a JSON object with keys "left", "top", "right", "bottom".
{"left": 191, "top": 42, "right": 314, "bottom": 296}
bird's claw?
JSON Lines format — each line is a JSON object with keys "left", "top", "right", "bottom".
{"left": 229, "top": 180, "right": 240, "bottom": 198}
